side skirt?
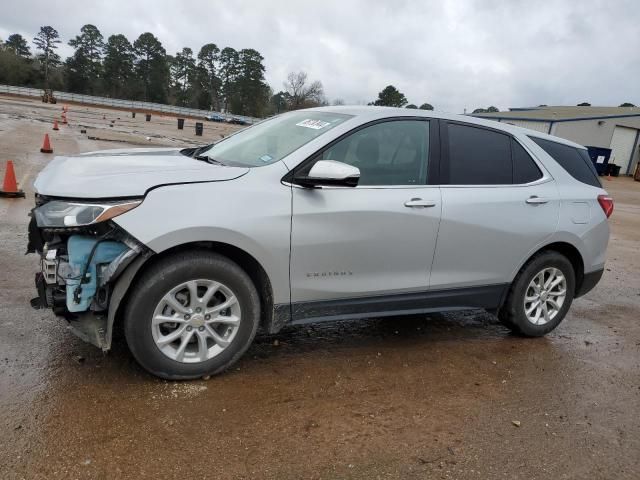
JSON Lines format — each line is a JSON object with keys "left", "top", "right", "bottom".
{"left": 272, "top": 284, "right": 509, "bottom": 329}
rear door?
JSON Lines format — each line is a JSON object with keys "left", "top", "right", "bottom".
{"left": 289, "top": 118, "right": 441, "bottom": 303}
{"left": 429, "top": 121, "right": 560, "bottom": 290}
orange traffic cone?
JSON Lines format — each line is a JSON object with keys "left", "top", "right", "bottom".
{"left": 0, "top": 160, "right": 25, "bottom": 198}
{"left": 40, "top": 134, "right": 53, "bottom": 153}
{"left": 53, "top": 119, "right": 59, "bottom": 131}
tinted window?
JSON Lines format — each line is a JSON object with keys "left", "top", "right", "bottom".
{"left": 447, "top": 124, "right": 511, "bottom": 184}
{"left": 318, "top": 120, "right": 429, "bottom": 185}
{"left": 530, "top": 137, "right": 601, "bottom": 188}
{"left": 577, "top": 148, "right": 602, "bottom": 181}
{"left": 512, "top": 139, "right": 543, "bottom": 183}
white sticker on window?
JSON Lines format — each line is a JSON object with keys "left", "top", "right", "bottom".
{"left": 296, "top": 119, "right": 331, "bottom": 130}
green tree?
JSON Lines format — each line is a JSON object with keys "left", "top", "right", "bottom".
{"left": 133, "top": 32, "right": 169, "bottom": 103}
{"left": 5, "top": 34, "right": 31, "bottom": 57}
{"left": 231, "top": 48, "right": 269, "bottom": 116}
{"left": 619, "top": 102, "right": 635, "bottom": 107}
{"left": 0, "top": 48, "right": 34, "bottom": 85}
{"left": 219, "top": 47, "right": 239, "bottom": 112}
{"left": 66, "top": 24, "right": 105, "bottom": 93}
{"left": 419, "top": 103, "right": 434, "bottom": 110}
{"left": 103, "top": 34, "right": 134, "bottom": 98}
{"left": 270, "top": 91, "right": 290, "bottom": 114}
{"left": 33, "top": 26, "right": 61, "bottom": 87}
{"left": 197, "top": 43, "right": 221, "bottom": 110}
{"left": 486, "top": 106, "right": 499, "bottom": 112}
{"left": 372, "top": 85, "right": 407, "bottom": 107}
{"left": 405, "top": 104, "right": 417, "bottom": 109}
{"left": 171, "top": 47, "right": 197, "bottom": 106}
{"left": 577, "top": 102, "right": 591, "bottom": 106}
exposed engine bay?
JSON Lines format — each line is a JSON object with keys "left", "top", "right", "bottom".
{"left": 28, "top": 194, "right": 151, "bottom": 349}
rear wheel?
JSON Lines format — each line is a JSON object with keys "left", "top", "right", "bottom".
{"left": 499, "top": 251, "right": 575, "bottom": 336}
{"left": 124, "top": 251, "right": 260, "bottom": 380}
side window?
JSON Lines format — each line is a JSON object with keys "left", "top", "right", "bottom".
{"left": 530, "top": 137, "right": 601, "bottom": 188}
{"left": 319, "top": 120, "right": 429, "bottom": 185}
{"left": 446, "top": 123, "right": 511, "bottom": 184}
{"left": 512, "top": 139, "right": 543, "bottom": 183}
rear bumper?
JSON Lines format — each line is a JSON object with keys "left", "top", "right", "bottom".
{"left": 576, "top": 268, "right": 604, "bottom": 298}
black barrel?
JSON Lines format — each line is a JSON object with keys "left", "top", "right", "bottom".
{"left": 195, "top": 122, "right": 203, "bottom": 136}
{"left": 145, "top": 114, "right": 151, "bottom": 122}
{"left": 131, "top": 112, "right": 136, "bottom": 118}
{"left": 610, "top": 164, "right": 621, "bottom": 177}
{"left": 177, "top": 118, "right": 185, "bottom": 130}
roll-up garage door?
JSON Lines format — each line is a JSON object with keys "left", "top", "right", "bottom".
{"left": 609, "top": 126, "right": 638, "bottom": 175}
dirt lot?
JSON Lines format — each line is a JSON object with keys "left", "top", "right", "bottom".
{"left": 1, "top": 94, "right": 639, "bottom": 479}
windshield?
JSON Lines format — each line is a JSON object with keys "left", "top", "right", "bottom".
{"left": 199, "top": 111, "right": 352, "bottom": 167}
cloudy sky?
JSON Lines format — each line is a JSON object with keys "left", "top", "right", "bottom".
{"left": 2, "top": 0, "right": 639, "bottom": 112}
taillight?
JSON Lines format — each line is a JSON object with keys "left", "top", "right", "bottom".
{"left": 597, "top": 194, "right": 614, "bottom": 218}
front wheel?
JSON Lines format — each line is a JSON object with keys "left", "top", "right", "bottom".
{"left": 499, "top": 251, "right": 575, "bottom": 337}
{"left": 124, "top": 251, "right": 260, "bottom": 380}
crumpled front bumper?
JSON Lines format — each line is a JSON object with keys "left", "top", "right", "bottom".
{"left": 28, "top": 214, "right": 151, "bottom": 351}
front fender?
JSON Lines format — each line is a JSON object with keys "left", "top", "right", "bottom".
{"left": 114, "top": 169, "right": 292, "bottom": 305}
{"left": 105, "top": 255, "right": 149, "bottom": 351}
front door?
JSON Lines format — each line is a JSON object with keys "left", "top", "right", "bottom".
{"left": 289, "top": 119, "right": 441, "bottom": 305}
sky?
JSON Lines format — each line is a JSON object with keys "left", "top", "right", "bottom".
{"left": 1, "top": 0, "right": 639, "bottom": 113}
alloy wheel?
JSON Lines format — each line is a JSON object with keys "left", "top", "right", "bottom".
{"left": 523, "top": 267, "right": 567, "bottom": 325}
{"left": 151, "top": 279, "right": 241, "bottom": 363}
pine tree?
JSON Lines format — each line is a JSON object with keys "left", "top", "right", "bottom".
{"left": 33, "top": 26, "right": 61, "bottom": 87}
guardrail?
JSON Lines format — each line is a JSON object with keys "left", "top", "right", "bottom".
{"left": 0, "top": 84, "right": 258, "bottom": 124}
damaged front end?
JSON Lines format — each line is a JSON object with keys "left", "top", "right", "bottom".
{"left": 28, "top": 194, "right": 152, "bottom": 351}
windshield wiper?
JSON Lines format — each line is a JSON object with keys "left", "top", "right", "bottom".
{"left": 193, "top": 154, "right": 225, "bottom": 166}
{"left": 180, "top": 144, "right": 213, "bottom": 158}
{"left": 192, "top": 144, "right": 214, "bottom": 157}
{"left": 180, "top": 144, "right": 226, "bottom": 165}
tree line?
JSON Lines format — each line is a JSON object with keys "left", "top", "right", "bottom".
{"left": 0, "top": 26, "right": 340, "bottom": 116}
{"left": 2, "top": 29, "right": 636, "bottom": 117}
{"left": 0, "top": 25, "right": 272, "bottom": 117}
{"left": 0, "top": 25, "right": 451, "bottom": 116}
{"left": 368, "top": 85, "right": 434, "bottom": 110}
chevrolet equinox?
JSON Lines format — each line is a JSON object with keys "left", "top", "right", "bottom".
{"left": 28, "top": 107, "right": 612, "bottom": 379}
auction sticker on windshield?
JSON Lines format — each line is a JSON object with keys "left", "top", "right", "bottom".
{"left": 296, "top": 119, "right": 331, "bottom": 129}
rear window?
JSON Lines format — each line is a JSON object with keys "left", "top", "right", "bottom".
{"left": 530, "top": 137, "right": 601, "bottom": 187}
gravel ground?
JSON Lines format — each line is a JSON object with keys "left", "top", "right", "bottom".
{"left": 0, "top": 95, "right": 639, "bottom": 479}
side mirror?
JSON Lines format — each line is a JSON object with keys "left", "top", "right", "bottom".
{"left": 295, "top": 160, "right": 360, "bottom": 188}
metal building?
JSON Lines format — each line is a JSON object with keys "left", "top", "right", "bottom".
{"left": 474, "top": 106, "right": 640, "bottom": 176}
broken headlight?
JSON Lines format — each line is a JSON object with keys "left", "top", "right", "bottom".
{"left": 34, "top": 199, "right": 142, "bottom": 228}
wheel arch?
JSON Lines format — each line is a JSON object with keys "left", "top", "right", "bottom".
{"left": 512, "top": 241, "right": 585, "bottom": 298}
{"left": 106, "top": 241, "right": 285, "bottom": 351}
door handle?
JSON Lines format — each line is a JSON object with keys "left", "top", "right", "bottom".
{"left": 404, "top": 198, "right": 436, "bottom": 208}
{"left": 526, "top": 196, "right": 549, "bottom": 205}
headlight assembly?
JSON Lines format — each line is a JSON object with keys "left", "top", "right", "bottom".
{"left": 34, "top": 199, "right": 142, "bottom": 228}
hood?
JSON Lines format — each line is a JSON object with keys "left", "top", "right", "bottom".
{"left": 33, "top": 147, "right": 249, "bottom": 198}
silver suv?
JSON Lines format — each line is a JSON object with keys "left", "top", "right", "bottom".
{"left": 28, "top": 107, "right": 612, "bottom": 379}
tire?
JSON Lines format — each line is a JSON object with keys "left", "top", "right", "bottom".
{"left": 124, "top": 250, "right": 260, "bottom": 380}
{"left": 499, "top": 251, "right": 575, "bottom": 337}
